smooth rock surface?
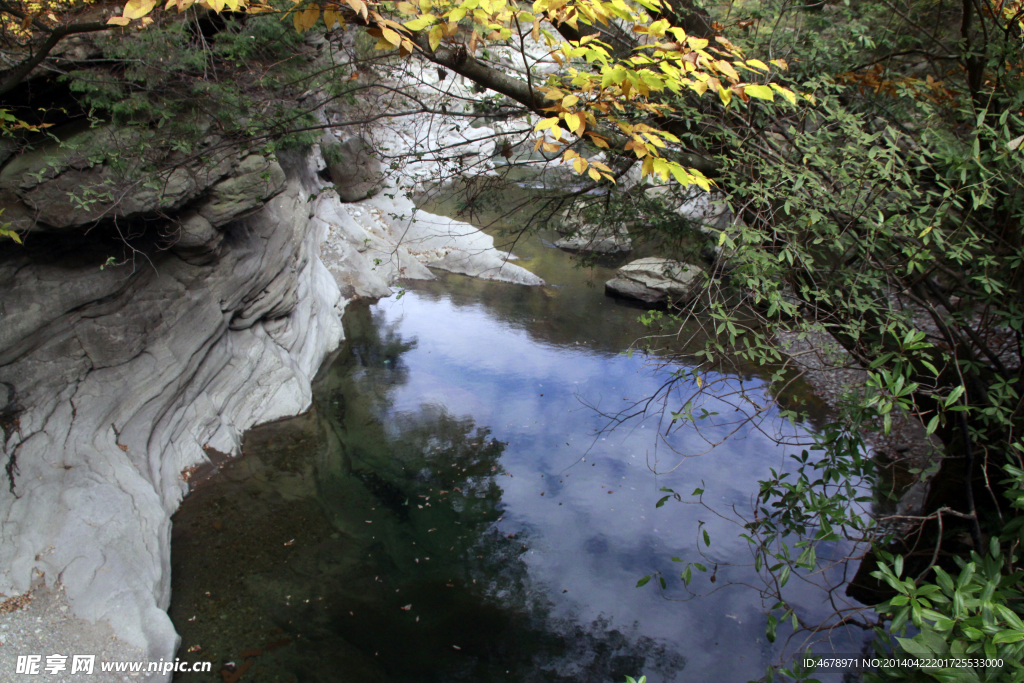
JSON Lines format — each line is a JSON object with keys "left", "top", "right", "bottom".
{"left": 605, "top": 257, "right": 703, "bottom": 304}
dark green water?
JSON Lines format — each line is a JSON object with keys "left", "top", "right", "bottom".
{"left": 168, "top": 201, "right": 864, "bottom": 682}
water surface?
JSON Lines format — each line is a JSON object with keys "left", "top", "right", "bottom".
{"left": 169, "top": 208, "right": 864, "bottom": 682}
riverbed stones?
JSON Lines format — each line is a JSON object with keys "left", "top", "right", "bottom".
{"left": 605, "top": 257, "right": 704, "bottom": 304}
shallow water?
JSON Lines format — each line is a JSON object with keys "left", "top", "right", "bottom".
{"left": 169, "top": 202, "right": 864, "bottom": 682}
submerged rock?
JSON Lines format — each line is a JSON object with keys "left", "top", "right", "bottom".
{"left": 605, "top": 257, "right": 703, "bottom": 304}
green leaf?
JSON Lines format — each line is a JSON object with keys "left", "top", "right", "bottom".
{"left": 992, "top": 630, "right": 1024, "bottom": 644}
{"left": 636, "top": 575, "right": 653, "bottom": 587}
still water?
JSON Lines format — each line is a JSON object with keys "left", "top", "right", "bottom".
{"left": 169, "top": 211, "right": 864, "bottom": 682}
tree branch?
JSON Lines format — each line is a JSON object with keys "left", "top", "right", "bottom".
{"left": 0, "top": 13, "right": 111, "bottom": 98}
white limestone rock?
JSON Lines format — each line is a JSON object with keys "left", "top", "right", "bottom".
{"left": 0, "top": 151, "right": 344, "bottom": 678}
{"left": 605, "top": 257, "right": 703, "bottom": 304}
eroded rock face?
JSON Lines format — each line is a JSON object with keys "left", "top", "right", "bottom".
{"left": 605, "top": 257, "right": 703, "bottom": 304}
{"left": 0, "top": 150, "right": 344, "bottom": 672}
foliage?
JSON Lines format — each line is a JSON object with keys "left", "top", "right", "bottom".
{"left": 617, "top": 0, "right": 1024, "bottom": 678}
{"left": 105, "top": 0, "right": 802, "bottom": 188}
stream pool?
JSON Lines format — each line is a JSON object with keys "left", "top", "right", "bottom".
{"left": 168, "top": 197, "right": 867, "bottom": 682}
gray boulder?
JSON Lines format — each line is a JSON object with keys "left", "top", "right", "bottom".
{"left": 605, "top": 257, "right": 703, "bottom": 304}
{"left": 554, "top": 224, "right": 632, "bottom": 253}
{"left": 0, "top": 123, "right": 237, "bottom": 232}
{"left": 322, "top": 135, "right": 384, "bottom": 202}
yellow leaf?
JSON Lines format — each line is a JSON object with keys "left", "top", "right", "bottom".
{"left": 123, "top": 0, "right": 157, "bottom": 19}
{"left": 107, "top": 15, "right": 131, "bottom": 24}
{"left": 669, "top": 163, "right": 691, "bottom": 186}
{"left": 588, "top": 167, "right": 600, "bottom": 181}
{"left": 641, "top": 155, "right": 654, "bottom": 177}
{"left": 743, "top": 84, "right": 774, "bottom": 101}
{"left": 323, "top": 8, "right": 341, "bottom": 26}
{"left": 769, "top": 83, "right": 797, "bottom": 105}
{"left": 404, "top": 16, "right": 433, "bottom": 30}
{"left": 718, "top": 85, "right": 732, "bottom": 106}
{"left": 746, "top": 59, "right": 769, "bottom": 72}
{"left": 918, "top": 225, "right": 933, "bottom": 238}
{"left": 294, "top": 5, "right": 319, "bottom": 31}
{"left": 589, "top": 135, "right": 609, "bottom": 148}
{"left": 542, "top": 141, "right": 561, "bottom": 152}
{"left": 690, "top": 171, "right": 710, "bottom": 191}
{"left": 396, "top": 1, "right": 417, "bottom": 12}
{"left": 561, "top": 94, "right": 579, "bottom": 108}
{"left": 381, "top": 26, "right": 403, "bottom": 45}
{"left": 534, "top": 117, "right": 560, "bottom": 131}
{"left": 346, "top": 0, "right": 367, "bottom": 19}
{"left": 428, "top": 24, "right": 442, "bottom": 50}
{"left": 590, "top": 161, "right": 611, "bottom": 172}
{"left": 695, "top": 374, "right": 703, "bottom": 388}
{"left": 715, "top": 60, "right": 739, "bottom": 82}
{"left": 686, "top": 36, "right": 708, "bottom": 50}
{"left": 563, "top": 112, "right": 580, "bottom": 132}
{"left": 573, "top": 156, "right": 588, "bottom": 174}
